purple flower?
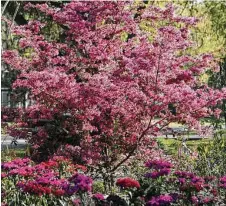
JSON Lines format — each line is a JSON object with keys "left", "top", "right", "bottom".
{"left": 145, "top": 168, "right": 170, "bottom": 179}
{"left": 146, "top": 194, "right": 173, "bottom": 206}
{"left": 36, "top": 177, "right": 52, "bottom": 185}
{"left": 145, "top": 160, "right": 172, "bottom": 170}
{"left": 174, "top": 171, "right": 195, "bottom": 179}
{"left": 64, "top": 173, "right": 93, "bottom": 195}
{"left": 145, "top": 171, "right": 161, "bottom": 179}
{"left": 169, "top": 193, "right": 179, "bottom": 202}
{"left": 191, "top": 176, "right": 204, "bottom": 184}
{"left": 178, "top": 178, "right": 186, "bottom": 184}
{"left": 159, "top": 168, "right": 170, "bottom": 176}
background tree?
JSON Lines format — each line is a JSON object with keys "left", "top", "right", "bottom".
{"left": 151, "top": 0, "right": 226, "bottom": 128}
{"left": 204, "top": 1, "right": 226, "bottom": 128}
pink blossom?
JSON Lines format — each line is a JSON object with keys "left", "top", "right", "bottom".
{"left": 2, "top": 1, "right": 226, "bottom": 170}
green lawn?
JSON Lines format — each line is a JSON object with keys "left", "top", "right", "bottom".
{"left": 157, "top": 138, "right": 212, "bottom": 156}
{"left": 1, "top": 147, "right": 27, "bottom": 162}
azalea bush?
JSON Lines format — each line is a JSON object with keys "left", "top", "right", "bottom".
{"left": 1, "top": 157, "right": 226, "bottom": 206}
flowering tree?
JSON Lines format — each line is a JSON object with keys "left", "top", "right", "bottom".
{"left": 2, "top": 1, "right": 226, "bottom": 182}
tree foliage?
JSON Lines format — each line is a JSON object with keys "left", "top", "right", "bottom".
{"left": 2, "top": 2, "right": 226, "bottom": 177}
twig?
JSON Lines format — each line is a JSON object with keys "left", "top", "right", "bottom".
{"left": 10, "top": 2, "right": 20, "bottom": 29}
{"left": 1, "top": 0, "right": 10, "bottom": 16}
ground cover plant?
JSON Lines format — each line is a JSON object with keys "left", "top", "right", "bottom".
{"left": 1, "top": 1, "right": 226, "bottom": 205}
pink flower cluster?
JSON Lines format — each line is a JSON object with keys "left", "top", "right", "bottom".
{"left": 92, "top": 193, "right": 105, "bottom": 200}
{"left": 220, "top": 176, "right": 226, "bottom": 189}
{"left": 2, "top": 158, "right": 31, "bottom": 170}
{"left": 174, "top": 171, "right": 207, "bottom": 193}
{"left": 2, "top": 157, "right": 90, "bottom": 197}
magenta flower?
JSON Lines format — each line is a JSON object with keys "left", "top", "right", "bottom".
{"left": 145, "top": 169, "right": 170, "bottom": 179}
{"left": 191, "top": 176, "right": 204, "bottom": 184}
{"left": 1, "top": 173, "right": 7, "bottom": 178}
{"left": 174, "top": 171, "right": 195, "bottom": 179}
{"left": 93, "top": 193, "right": 105, "bottom": 200}
{"left": 145, "top": 160, "right": 171, "bottom": 179}
{"left": 8, "top": 167, "right": 33, "bottom": 177}
{"left": 145, "top": 160, "right": 172, "bottom": 170}
{"left": 147, "top": 194, "right": 173, "bottom": 206}
{"left": 178, "top": 178, "right": 186, "bottom": 184}
{"left": 2, "top": 158, "right": 31, "bottom": 170}
{"left": 202, "top": 197, "right": 212, "bottom": 204}
{"left": 64, "top": 173, "right": 93, "bottom": 195}
{"left": 219, "top": 183, "right": 226, "bottom": 189}
{"left": 145, "top": 171, "right": 161, "bottom": 179}
{"left": 220, "top": 176, "right": 226, "bottom": 184}
{"left": 191, "top": 196, "right": 199, "bottom": 204}
{"left": 73, "top": 199, "right": 81, "bottom": 206}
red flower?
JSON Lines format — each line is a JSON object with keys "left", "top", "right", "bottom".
{"left": 52, "top": 189, "right": 65, "bottom": 196}
{"left": 193, "top": 183, "right": 203, "bottom": 192}
{"left": 41, "top": 160, "right": 59, "bottom": 168}
{"left": 116, "top": 177, "right": 140, "bottom": 189}
{"left": 211, "top": 188, "right": 218, "bottom": 196}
